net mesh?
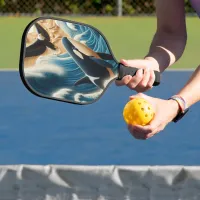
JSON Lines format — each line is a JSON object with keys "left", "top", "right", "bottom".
{"left": 0, "top": 0, "right": 195, "bottom": 16}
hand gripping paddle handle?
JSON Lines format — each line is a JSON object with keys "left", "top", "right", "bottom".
{"left": 117, "top": 63, "right": 160, "bottom": 86}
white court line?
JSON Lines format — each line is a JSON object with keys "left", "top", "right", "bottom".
{"left": 166, "top": 68, "right": 195, "bottom": 71}
{"left": 0, "top": 69, "right": 18, "bottom": 71}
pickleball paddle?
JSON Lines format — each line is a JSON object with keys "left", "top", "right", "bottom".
{"left": 19, "top": 17, "right": 160, "bottom": 105}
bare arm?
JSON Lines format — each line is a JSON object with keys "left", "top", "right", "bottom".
{"left": 176, "top": 66, "right": 200, "bottom": 107}
{"left": 116, "top": 0, "right": 187, "bottom": 92}
{"left": 128, "top": 65, "right": 200, "bottom": 140}
{"left": 145, "top": 0, "right": 187, "bottom": 72}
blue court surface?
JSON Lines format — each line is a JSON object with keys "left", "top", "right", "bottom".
{"left": 0, "top": 70, "right": 199, "bottom": 165}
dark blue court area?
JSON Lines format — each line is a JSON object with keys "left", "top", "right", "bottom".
{"left": 0, "top": 70, "right": 199, "bottom": 165}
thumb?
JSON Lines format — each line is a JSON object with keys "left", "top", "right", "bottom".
{"left": 120, "top": 59, "right": 146, "bottom": 68}
{"left": 147, "top": 111, "right": 162, "bottom": 133}
{"left": 120, "top": 59, "right": 129, "bottom": 66}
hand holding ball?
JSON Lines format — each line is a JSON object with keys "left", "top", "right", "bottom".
{"left": 123, "top": 98, "right": 155, "bottom": 126}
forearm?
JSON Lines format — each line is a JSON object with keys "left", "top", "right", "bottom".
{"left": 144, "top": 0, "right": 187, "bottom": 73}
{"left": 177, "top": 65, "right": 200, "bottom": 107}
{"left": 145, "top": 31, "right": 187, "bottom": 72}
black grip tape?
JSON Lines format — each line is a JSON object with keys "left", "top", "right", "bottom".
{"left": 117, "top": 63, "right": 160, "bottom": 86}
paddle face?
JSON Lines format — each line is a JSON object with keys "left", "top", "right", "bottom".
{"left": 19, "top": 17, "right": 119, "bottom": 105}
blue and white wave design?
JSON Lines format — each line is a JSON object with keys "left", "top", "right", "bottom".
{"left": 25, "top": 20, "right": 118, "bottom": 104}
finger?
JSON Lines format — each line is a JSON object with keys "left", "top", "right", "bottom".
{"left": 128, "top": 124, "right": 144, "bottom": 140}
{"left": 132, "top": 124, "right": 157, "bottom": 135}
{"left": 127, "top": 69, "right": 143, "bottom": 90}
{"left": 134, "top": 133, "right": 147, "bottom": 140}
{"left": 139, "top": 67, "right": 151, "bottom": 88}
{"left": 134, "top": 68, "right": 153, "bottom": 92}
{"left": 116, "top": 59, "right": 133, "bottom": 86}
{"left": 131, "top": 131, "right": 147, "bottom": 140}
{"left": 127, "top": 124, "right": 133, "bottom": 133}
{"left": 115, "top": 75, "right": 132, "bottom": 86}
{"left": 146, "top": 123, "right": 166, "bottom": 139}
{"left": 128, "top": 124, "right": 149, "bottom": 140}
{"left": 134, "top": 85, "right": 150, "bottom": 93}
{"left": 138, "top": 117, "right": 162, "bottom": 137}
{"left": 132, "top": 125, "right": 149, "bottom": 133}
{"left": 146, "top": 128, "right": 159, "bottom": 139}
{"left": 147, "top": 69, "right": 155, "bottom": 88}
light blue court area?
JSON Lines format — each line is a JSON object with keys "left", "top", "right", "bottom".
{"left": 0, "top": 70, "right": 199, "bottom": 165}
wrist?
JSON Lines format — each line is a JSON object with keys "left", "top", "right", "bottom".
{"left": 144, "top": 56, "right": 160, "bottom": 72}
{"left": 168, "top": 95, "right": 189, "bottom": 123}
{"left": 168, "top": 99, "right": 181, "bottom": 118}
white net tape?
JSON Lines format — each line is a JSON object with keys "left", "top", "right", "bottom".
{"left": 0, "top": 165, "right": 200, "bottom": 200}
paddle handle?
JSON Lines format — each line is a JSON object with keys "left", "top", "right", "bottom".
{"left": 117, "top": 63, "right": 160, "bottom": 86}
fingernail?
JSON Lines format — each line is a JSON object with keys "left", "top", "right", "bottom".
{"left": 138, "top": 69, "right": 143, "bottom": 75}
{"left": 147, "top": 134, "right": 153, "bottom": 138}
{"left": 128, "top": 75, "right": 132, "bottom": 80}
{"left": 145, "top": 67, "right": 150, "bottom": 72}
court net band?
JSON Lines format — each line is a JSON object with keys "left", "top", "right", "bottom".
{"left": 0, "top": 165, "right": 199, "bottom": 200}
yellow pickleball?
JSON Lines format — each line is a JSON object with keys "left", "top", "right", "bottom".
{"left": 123, "top": 98, "right": 155, "bottom": 126}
